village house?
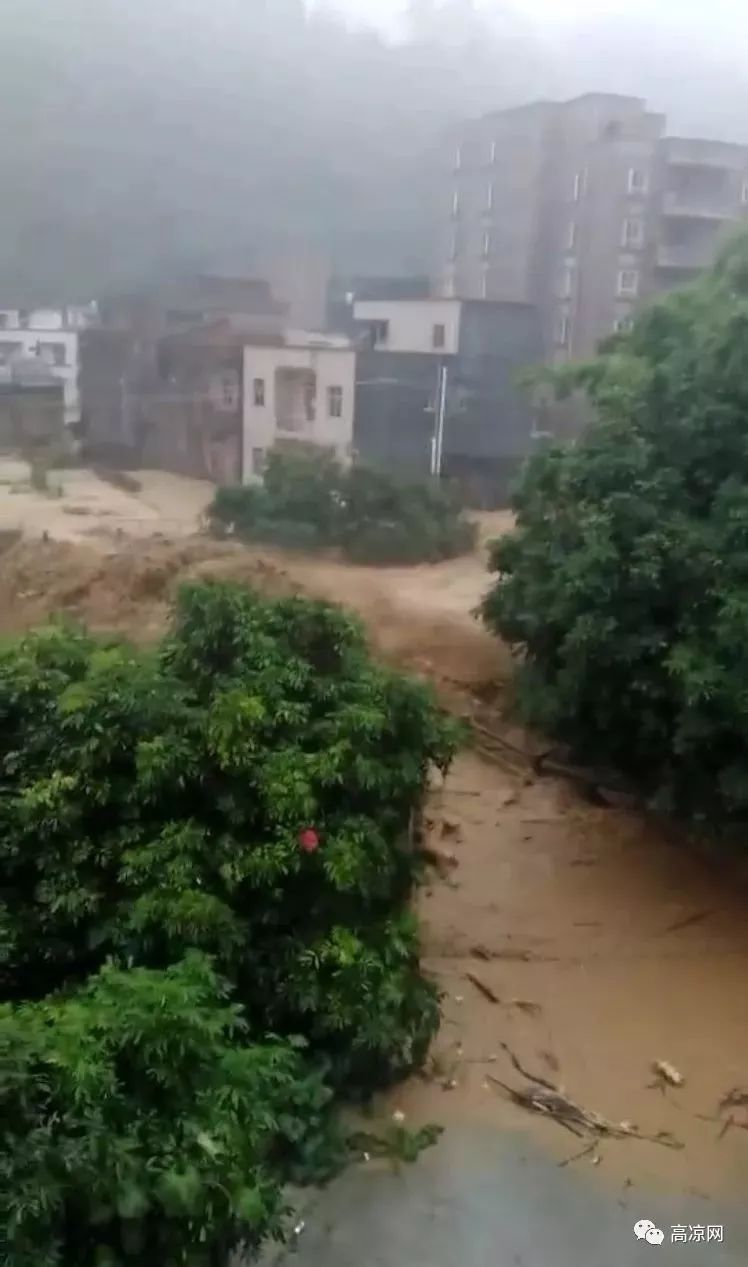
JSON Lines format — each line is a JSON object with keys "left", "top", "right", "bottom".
{"left": 242, "top": 330, "right": 356, "bottom": 480}
{"left": 0, "top": 303, "right": 95, "bottom": 425}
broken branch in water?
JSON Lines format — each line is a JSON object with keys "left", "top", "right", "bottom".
{"left": 490, "top": 1044, "right": 683, "bottom": 1151}
{"left": 500, "top": 1042, "right": 557, "bottom": 1092}
{"left": 662, "top": 909, "right": 714, "bottom": 935}
{"left": 511, "top": 998, "right": 543, "bottom": 1018}
{"left": 465, "top": 972, "right": 502, "bottom": 1004}
{"left": 558, "top": 1142, "right": 600, "bottom": 1168}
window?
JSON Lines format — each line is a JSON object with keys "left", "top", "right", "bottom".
{"left": 486, "top": 182, "right": 495, "bottom": 212}
{"left": 558, "top": 264, "right": 574, "bottom": 299}
{"left": 614, "top": 315, "right": 634, "bottom": 334}
{"left": 622, "top": 217, "right": 645, "bottom": 248}
{"left": 253, "top": 377, "right": 265, "bottom": 407}
{"left": 304, "top": 382, "right": 316, "bottom": 422}
{"left": 18, "top": 310, "right": 29, "bottom": 329}
{"left": 252, "top": 447, "right": 266, "bottom": 475}
{"left": 565, "top": 220, "right": 577, "bottom": 251}
{"left": 327, "top": 385, "right": 343, "bottom": 418}
{"left": 617, "top": 268, "right": 639, "bottom": 297}
{"left": 481, "top": 271, "right": 489, "bottom": 300}
{"left": 452, "top": 190, "right": 460, "bottom": 218}
{"left": 555, "top": 313, "right": 571, "bottom": 346}
{"left": 38, "top": 342, "right": 66, "bottom": 367}
{"left": 489, "top": 139, "right": 497, "bottom": 164}
{"left": 371, "top": 319, "right": 389, "bottom": 346}
{"left": 432, "top": 323, "right": 446, "bottom": 350}
{"left": 627, "top": 167, "right": 647, "bottom": 194}
{"left": 572, "top": 170, "right": 586, "bottom": 201}
{"left": 0, "top": 314, "right": 8, "bottom": 330}
{"left": 449, "top": 229, "right": 458, "bottom": 262}
{"left": 0, "top": 341, "right": 22, "bottom": 363}
{"left": 482, "top": 230, "right": 492, "bottom": 258}
{"left": 217, "top": 373, "right": 238, "bottom": 409}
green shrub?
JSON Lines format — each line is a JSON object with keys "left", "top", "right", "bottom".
{"left": 481, "top": 232, "right": 748, "bottom": 822}
{"left": 340, "top": 465, "right": 477, "bottom": 564}
{"left": 0, "top": 580, "right": 460, "bottom": 1262}
{"left": 207, "top": 450, "right": 476, "bottom": 565}
{"left": 207, "top": 483, "right": 271, "bottom": 538}
{"left": 1, "top": 954, "right": 339, "bottom": 1267}
{"left": 262, "top": 447, "right": 343, "bottom": 542}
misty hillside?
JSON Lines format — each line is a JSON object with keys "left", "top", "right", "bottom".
{"left": 0, "top": 0, "right": 745, "bottom": 299}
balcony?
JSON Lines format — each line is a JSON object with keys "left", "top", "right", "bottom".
{"left": 661, "top": 189, "right": 736, "bottom": 220}
{"left": 663, "top": 137, "right": 746, "bottom": 171}
{"left": 656, "top": 243, "right": 714, "bottom": 271}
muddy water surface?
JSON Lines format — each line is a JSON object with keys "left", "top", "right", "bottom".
{"left": 404, "top": 753, "right": 748, "bottom": 1201}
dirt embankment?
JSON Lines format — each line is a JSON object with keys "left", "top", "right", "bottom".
{"left": 1, "top": 470, "right": 747, "bottom": 1206}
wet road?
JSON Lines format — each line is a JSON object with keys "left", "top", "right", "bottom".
{"left": 266, "top": 1125, "right": 746, "bottom": 1267}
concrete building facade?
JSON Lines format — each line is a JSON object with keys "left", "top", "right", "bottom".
{"left": 242, "top": 333, "right": 355, "bottom": 482}
{"left": 353, "top": 297, "right": 542, "bottom": 505}
{"left": 0, "top": 305, "right": 95, "bottom": 424}
{"left": 438, "top": 94, "right": 748, "bottom": 360}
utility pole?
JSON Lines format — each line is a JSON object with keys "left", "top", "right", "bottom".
{"left": 432, "top": 362, "right": 448, "bottom": 478}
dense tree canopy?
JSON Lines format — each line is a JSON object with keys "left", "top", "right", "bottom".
{"left": 482, "top": 232, "right": 748, "bottom": 823}
{"left": 0, "top": 580, "right": 459, "bottom": 1262}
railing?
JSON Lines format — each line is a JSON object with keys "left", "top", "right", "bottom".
{"left": 656, "top": 243, "right": 714, "bottom": 270}
{"left": 664, "top": 138, "right": 746, "bottom": 171}
{"left": 662, "top": 190, "right": 735, "bottom": 219}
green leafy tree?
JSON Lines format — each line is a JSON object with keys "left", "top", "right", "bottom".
{"left": 481, "top": 232, "right": 748, "bottom": 821}
{"left": 208, "top": 450, "right": 476, "bottom": 564}
{"left": 0, "top": 580, "right": 459, "bottom": 1263}
{"left": 1, "top": 954, "right": 339, "bottom": 1267}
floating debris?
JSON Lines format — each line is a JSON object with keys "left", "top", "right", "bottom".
{"left": 651, "top": 1060, "right": 685, "bottom": 1089}
{"left": 489, "top": 1044, "right": 683, "bottom": 1150}
{"left": 465, "top": 972, "right": 501, "bottom": 1004}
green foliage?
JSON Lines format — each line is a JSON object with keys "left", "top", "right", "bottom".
{"left": 0, "top": 580, "right": 460, "bottom": 1263}
{"left": 481, "top": 232, "right": 748, "bottom": 822}
{"left": 207, "top": 450, "right": 477, "bottom": 565}
{"left": 1, "top": 954, "right": 339, "bottom": 1267}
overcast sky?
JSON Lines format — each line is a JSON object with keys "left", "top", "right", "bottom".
{"left": 313, "top": 0, "right": 747, "bottom": 142}
{"left": 321, "top": 0, "right": 744, "bottom": 45}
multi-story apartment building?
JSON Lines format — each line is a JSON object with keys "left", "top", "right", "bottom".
{"left": 438, "top": 93, "right": 748, "bottom": 361}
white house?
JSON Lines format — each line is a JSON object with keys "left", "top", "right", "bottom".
{"left": 352, "top": 298, "right": 463, "bottom": 356}
{"left": 0, "top": 305, "right": 96, "bottom": 424}
{"left": 242, "top": 330, "right": 355, "bottom": 481}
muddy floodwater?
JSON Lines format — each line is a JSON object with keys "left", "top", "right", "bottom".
{"left": 409, "top": 752, "right": 748, "bottom": 1200}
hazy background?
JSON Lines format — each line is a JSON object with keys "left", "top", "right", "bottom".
{"left": 1, "top": 0, "right": 745, "bottom": 300}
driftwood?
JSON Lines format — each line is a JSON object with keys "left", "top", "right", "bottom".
{"left": 470, "top": 714, "right": 642, "bottom": 808}
{"left": 662, "top": 909, "right": 714, "bottom": 935}
{"left": 465, "top": 972, "right": 501, "bottom": 1004}
{"left": 489, "top": 1043, "right": 683, "bottom": 1151}
{"left": 469, "top": 944, "right": 537, "bottom": 963}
